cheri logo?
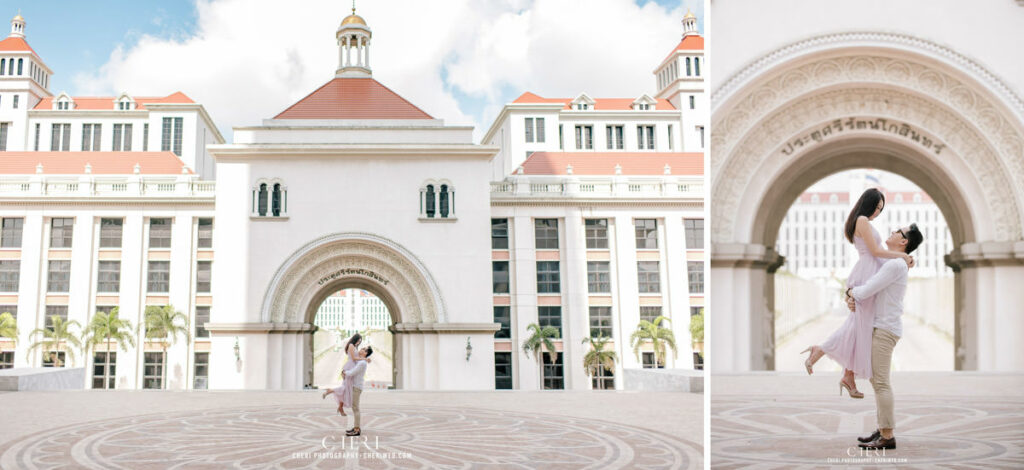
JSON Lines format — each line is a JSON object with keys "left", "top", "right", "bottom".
{"left": 321, "top": 435, "right": 380, "bottom": 451}
{"left": 847, "top": 446, "right": 887, "bottom": 457}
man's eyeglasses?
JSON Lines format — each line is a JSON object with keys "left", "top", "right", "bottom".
{"left": 894, "top": 228, "right": 907, "bottom": 240}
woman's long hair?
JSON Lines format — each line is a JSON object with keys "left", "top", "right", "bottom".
{"left": 344, "top": 333, "right": 362, "bottom": 354}
{"left": 844, "top": 188, "right": 885, "bottom": 243}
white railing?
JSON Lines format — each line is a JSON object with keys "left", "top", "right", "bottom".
{"left": 0, "top": 176, "right": 216, "bottom": 198}
{"left": 490, "top": 176, "right": 701, "bottom": 199}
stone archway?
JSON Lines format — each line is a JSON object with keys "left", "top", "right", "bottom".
{"left": 711, "top": 33, "right": 1024, "bottom": 373}
{"left": 259, "top": 232, "right": 449, "bottom": 389}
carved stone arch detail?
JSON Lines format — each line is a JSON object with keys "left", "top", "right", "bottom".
{"left": 711, "top": 34, "right": 1024, "bottom": 243}
{"left": 261, "top": 232, "right": 447, "bottom": 324}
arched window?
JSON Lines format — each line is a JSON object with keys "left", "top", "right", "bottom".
{"left": 425, "top": 185, "right": 436, "bottom": 218}
{"left": 257, "top": 183, "right": 268, "bottom": 216}
{"left": 686, "top": 57, "right": 692, "bottom": 76}
{"left": 17, "top": 58, "right": 22, "bottom": 75}
{"left": 694, "top": 57, "right": 700, "bottom": 76}
{"left": 7, "top": 59, "right": 12, "bottom": 76}
{"left": 1, "top": 59, "right": 5, "bottom": 76}
{"left": 272, "top": 184, "right": 282, "bottom": 217}
{"left": 439, "top": 184, "right": 450, "bottom": 218}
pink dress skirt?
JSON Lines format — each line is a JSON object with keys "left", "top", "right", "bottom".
{"left": 820, "top": 226, "right": 883, "bottom": 379}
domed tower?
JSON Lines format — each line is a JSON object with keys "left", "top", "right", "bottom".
{"left": 336, "top": 5, "right": 372, "bottom": 78}
{"left": 682, "top": 9, "right": 698, "bottom": 37}
{"left": 10, "top": 12, "right": 24, "bottom": 37}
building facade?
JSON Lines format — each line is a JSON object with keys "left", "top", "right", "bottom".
{"left": 1, "top": 10, "right": 707, "bottom": 391}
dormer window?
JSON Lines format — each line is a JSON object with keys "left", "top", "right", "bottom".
{"left": 574, "top": 103, "right": 589, "bottom": 110}
{"left": 54, "top": 94, "right": 73, "bottom": 111}
{"left": 116, "top": 94, "right": 134, "bottom": 111}
{"left": 570, "top": 93, "right": 595, "bottom": 112}
{"left": 632, "top": 95, "right": 657, "bottom": 111}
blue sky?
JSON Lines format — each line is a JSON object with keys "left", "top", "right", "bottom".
{"left": 10, "top": 0, "right": 703, "bottom": 140}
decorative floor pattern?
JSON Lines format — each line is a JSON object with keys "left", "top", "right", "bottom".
{"left": 711, "top": 395, "right": 1024, "bottom": 469}
{"left": 0, "top": 404, "right": 699, "bottom": 469}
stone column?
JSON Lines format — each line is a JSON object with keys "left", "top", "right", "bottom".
{"left": 709, "top": 243, "right": 783, "bottom": 372}
{"left": 563, "top": 208, "right": 590, "bottom": 389}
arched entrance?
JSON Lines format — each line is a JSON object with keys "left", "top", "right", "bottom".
{"left": 259, "top": 232, "right": 449, "bottom": 390}
{"left": 711, "top": 33, "right": 1024, "bottom": 373}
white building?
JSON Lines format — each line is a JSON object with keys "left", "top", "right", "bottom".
{"left": 313, "top": 289, "right": 391, "bottom": 335}
{"left": 0, "top": 15, "right": 223, "bottom": 388}
{"left": 1, "top": 10, "right": 706, "bottom": 391}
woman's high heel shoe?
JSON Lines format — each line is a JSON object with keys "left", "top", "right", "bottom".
{"left": 800, "top": 346, "right": 818, "bottom": 375}
{"left": 840, "top": 381, "right": 864, "bottom": 399}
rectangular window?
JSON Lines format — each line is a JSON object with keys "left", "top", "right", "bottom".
{"left": 1, "top": 217, "right": 23, "bottom": 247}
{"left": 592, "top": 364, "right": 614, "bottom": 390}
{"left": 640, "top": 306, "right": 662, "bottom": 324}
{"left": 0, "top": 122, "right": 8, "bottom": 151}
{"left": 196, "top": 261, "right": 212, "bottom": 293}
{"left": 535, "top": 117, "right": 545, "bottom": 142}
{"left": 587, "top": 261, "right": 611, "bottom": 293}
{"left": 92, "top": 352, "right": 116, "bottom": 389}
{"left": 143, "top": 123, "right": 149, "bottom": 151}
{"left": 143, "top": 352, "right": 164, "bottom": 389}
{"left": 492, "top": 261, "right": 509, "bottom": 294}
{"left": 697, "top": 125, "right": 705, "bottom": 148}
{"left": 81, "top": 123, "right": 101, "bottom": 151}
{"left": 542, "top": 352, "right": 564, "bottom": 390}
{"left": 559, "top": 124, "right": 563, "bottom": 149}
{"left": 638, "top": 261, "right": 661, "bottom": 293}
{"left": 574, "top": 125, "right": 593, "bottom": 149}
{"left": 491, "top": 218, "right": 508, "bottom": 249}
{"left": 494, "top": 352, "right": 512, "bottom": 390}
{"left": 50, "top": 217, "right": 74, "bottom": 248}
{"left": 194, "top": 352, "right": 209, "bottom": 389}
{"left": 149, "top": 218, "right": 172, "bottom": 248}
{"left": 637, "top": 125, "right": 655, "bottom": 150}
{"left": 493, "top": 306, "right": 510, "bottom": 339}
{"left": 688, "top": 261, "right": 705, "bottom": 294}
{"left": 112, "top": 123, "right": 132, "bottom": 151}
{"left": 99, "top": 218, "right": 123, "bottom": 248}
{"left": 534, "top": 219, "right": 558, "bottom": 249}
{"left": 642, "top": 351, "right": 665, "bottom": 369}
{"left": 691, "top": 306, "right": 703, "bottom": 317}
{"left": 12, "top": 95, "right": 17, "bottom": 109}
{"left": 34, "top": 123, "right": 39, "bottom": 150}
{"left": 0, "top": 305, "right": 16, "bottom": 322}
{"left": 44, "top": 305, "right": 68, "bottom": 331}
{"left": 195, "top": 306, "right": 210, "bottom": 339}
{"left": 689, "top": 95, "right": 695, "bottom": 110}
{"left": 635, "top": 219, "right": 658, "bottom": 249}
{"left": 525, "top": 117, "right": 534, "bottom": 143}
{"left": 584, "top": 219, "right": 609, "bottom": 249}
{"left": 668, "top": 124, "right": 674, "bottom": 150}
{"left": 0, "top": 260, "right": 19, "bottom": 292}
{"left": 684, "top": 219, "right": 705, "bottom": 249}
{"left": 42, "top": 351, "right": 66, "bottom": 368}
{"left": 97, "top": 261, "right": 120, "bottom": 293}
{"left": 538, "top": 306, "right": 562, "bottom": 336}
{"left": 0, "top": 351, "right": 13, "bottom": 369}
{"left": 47, "top": 260, "right": 71, "bottom": 292}
{"left": 197, "top": 218, "right": 214, "bottom": 249}
{"left": 147, "top": 261, "right": 170, "bottom": 293}
{"left": 605, "top": 125, "right": 624, "bottom": 150}
{"left": 536, "top": 261, "right": 560, "bottom": 294}
{"left": 589, "top": 306, "right": 613, "bottom": 338}
{"left": 161, "top": 117, "right": 184, "bottom": 156}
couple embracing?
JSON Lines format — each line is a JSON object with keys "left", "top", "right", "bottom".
{"left": 802, "top": 188, "right": 924, "bottom": 450}
{"left": 322, "top": 332, "right": 373, "bottom": 437}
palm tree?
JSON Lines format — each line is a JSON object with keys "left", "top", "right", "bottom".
{"left": 143, "top": 305, "right": 190, "bottom": 389}
{"left": 27, "top": 315, "right": 83, "bottom": 367}
{"left": 521, "top": 323, "right": 559, "bottom": 389}
{"left": 581, "top": 335, "right": 617, "bottom": 390}
{"left": 0, "top": 311, "right": 18, "bottom": 345}
{"left": 85, "top": 308, "right": 135, "bottom": 389}
{"left": 630, "top": 315, "right": 677, "bottom": 368}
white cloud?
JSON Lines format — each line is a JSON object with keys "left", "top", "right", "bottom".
{"left": 73, "top": 0, "right": 687, "bottom": 142}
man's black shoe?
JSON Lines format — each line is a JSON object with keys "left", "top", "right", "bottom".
{"left": 858, "top": 436, "right": 896, "bottom": 449}
{"left": 858, "top": 429, "right": 881, "bottom": 443}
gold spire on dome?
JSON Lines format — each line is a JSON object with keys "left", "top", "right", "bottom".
{"left": 683, "top": 9, "right": 696, "bottom": 19}
{"left": 341, "top": 0, "right": 366, "bottom": 26}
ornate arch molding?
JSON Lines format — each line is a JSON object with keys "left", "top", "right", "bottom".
{"left": 260, "top": 232, "right": 448, "bottom": 324}
{"left": 711, "top": 32, "right": 1024, "bottom": 243}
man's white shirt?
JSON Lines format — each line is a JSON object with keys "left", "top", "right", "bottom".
{"left": 850, "top": 258, "right": 909, "bottom": 338}
{"left": 350, "top": 360, "right": 368, "bottom": 390}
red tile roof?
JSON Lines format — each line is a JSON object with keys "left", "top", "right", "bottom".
{"left": 33, "top": 92, "right": 195, "bottom": 111}
{"left": 0, "top": 36, "right": 39, "bottom": 57}
{"left": 511, "top": 92, "right": 676, "bottom": 111}
{"left": 0, "top": 152, "right": 192, "bottom": 175}
{"left": 520, "top": 152, "right": 702, "bottom": 176}
{"left": 275, "top": 78, "right": 433, "bottom": 119}
{"left": 663, "top": 35, "right": 704, "bottom": 62}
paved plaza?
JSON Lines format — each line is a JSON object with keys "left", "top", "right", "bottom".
{"left": 711, "top": 372, "right": 1024, "bottom": 468}
{"left": 0, "top": 389, "right": 700, "bottom": 469}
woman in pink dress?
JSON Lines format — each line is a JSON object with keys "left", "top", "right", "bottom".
{"left": 321, "top": 333, "right": 362, "bottom": 415}
{"left": 802, "top": 188, "right": 913, "bottom": 398}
